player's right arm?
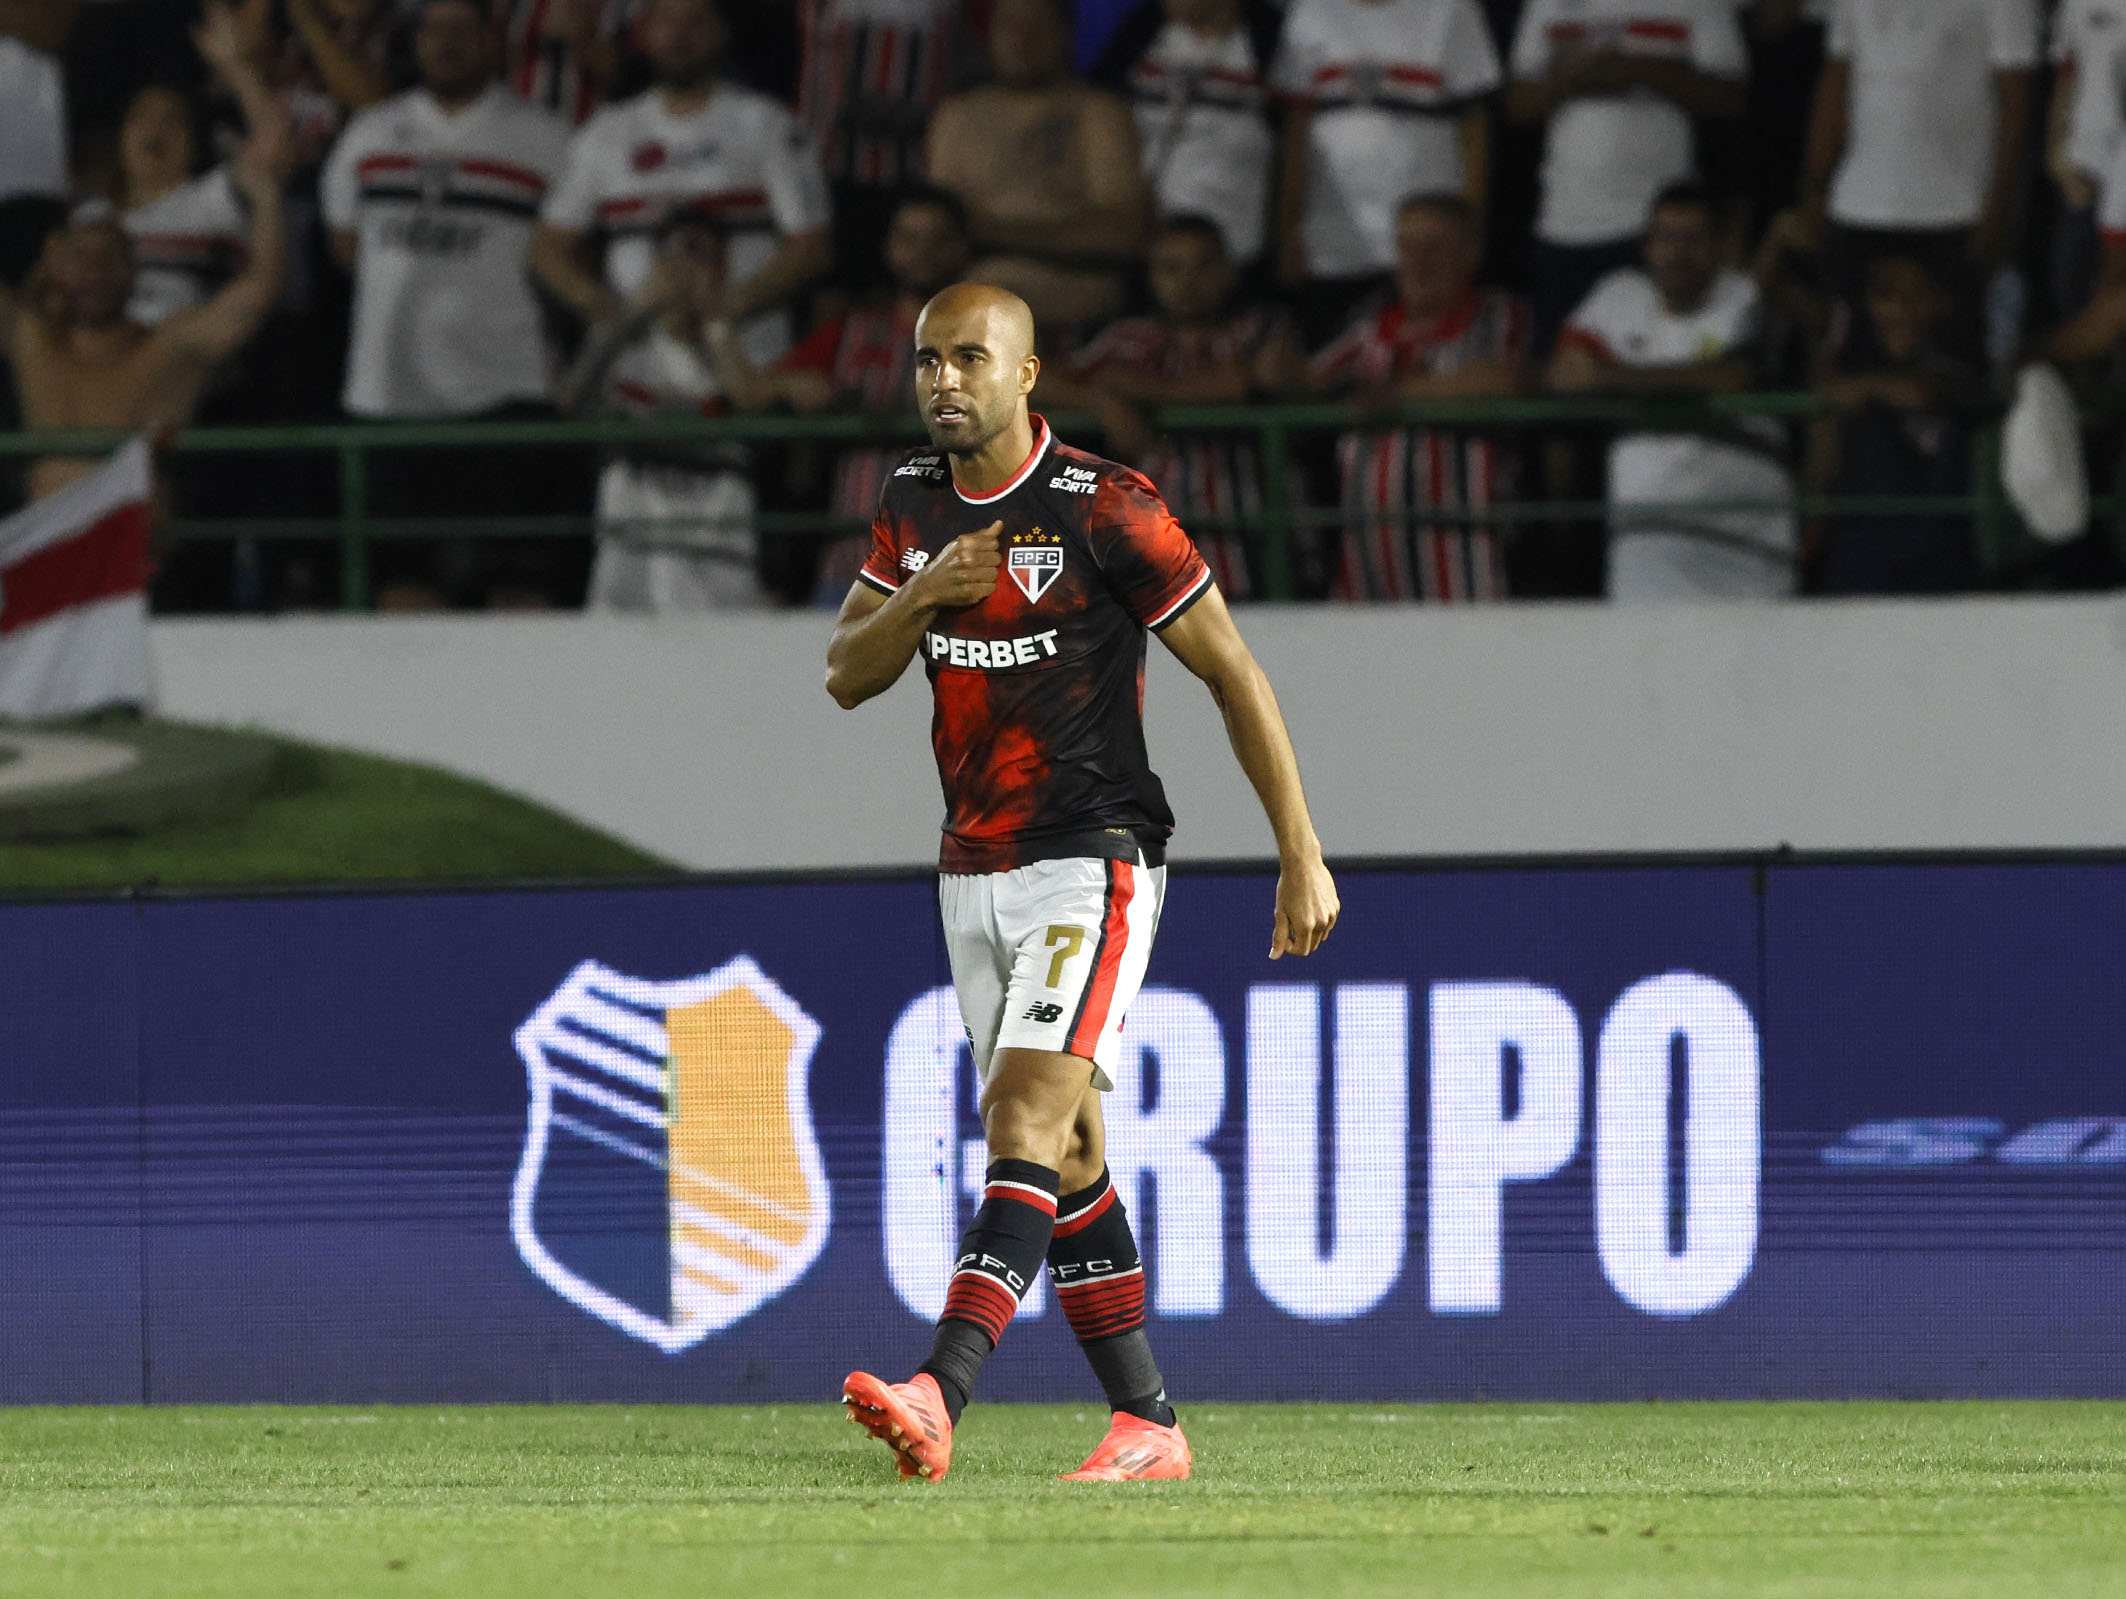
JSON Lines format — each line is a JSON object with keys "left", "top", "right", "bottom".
{"left": 824, "top": 521, "right": 1002, "bottom": 709}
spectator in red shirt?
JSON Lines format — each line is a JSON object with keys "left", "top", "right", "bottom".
{"left": 1044, "top": 212, "right": 1304, "bottom": 598}
{"left": 795, "top": 185, "right": 975, "bottom": 603}
{"left": 1308, "top": 190, "right": 1530, "bottom": 601}
{"left": 503, "top": 0, "right": 632, "bottom": 125}
{"left": 799, "top": 0, "right": 970, "bottom": 289}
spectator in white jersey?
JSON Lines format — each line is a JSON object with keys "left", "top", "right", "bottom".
{"left": 0, "top": 0, "right": 75, "bottom": 297}
{"left": 1269, "top": 0, "right": 1502, "bottom": 342}
{"left": 107, "top": 3, "right": 279, "bottom": 329}
{"left": 1092, "top": 0, "right": 1284, "bottom": 269}
{"left": 1504, "top": 0, "right": 1747, "bottom": 356}
{"left": 1799, "top": 0, "right": 2037, "bottom": 351}
{"left": 2048, "top": 0, "right": 2126, "bottom": 317}
{"left": 1551, "top": 182, "right": 1797, "bottom": 602}
{"left": 322, "top": 0, "right": 577, "bottom": 606}
{"left": 1308, "top": 192, "right": 1530, "bottom": 601}
{"left": 1042, "top": 213, "right": 1305, "bottom": 598}
{"left": 558, "top": 215, "right": 791, "bottom": 610}
{"left": 532, "top": 0, "right": 834, "bottom": 370}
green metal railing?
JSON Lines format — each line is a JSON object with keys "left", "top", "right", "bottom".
{"left": 0, "top": 394, "right": 2098, "bottom": 609}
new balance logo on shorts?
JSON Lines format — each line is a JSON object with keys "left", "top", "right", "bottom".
{"left": 1022, "top": 1001, "right": 1064, "bottom": 1024}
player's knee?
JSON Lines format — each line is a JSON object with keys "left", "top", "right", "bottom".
{"left": 980, "top": 1091, "right": 1073, "bottom": 1169}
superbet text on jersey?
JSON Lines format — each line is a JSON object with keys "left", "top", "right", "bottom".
{"left": 858, "top": 416, "right": 1215, "bottom": 874}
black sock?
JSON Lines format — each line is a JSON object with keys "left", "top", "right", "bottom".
{"left": 1047, "top": 1168, "right": 1176, "bottom": 1428}
{"left": 916, "top": 1158, "right": 1058, "bottom": 1425}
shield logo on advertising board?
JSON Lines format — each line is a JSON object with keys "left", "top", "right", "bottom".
{"left": 510, "top": 956, "right": 829, "bottom": 1353}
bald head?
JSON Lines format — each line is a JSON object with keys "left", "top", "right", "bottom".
{"left": 917, "top": 283, "right": 1036, "bottom": 365}
{"left": 912, "top": 282, "right": 1041, "bottom": 457}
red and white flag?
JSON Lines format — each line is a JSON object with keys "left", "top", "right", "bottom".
{"left": 0, "top": 439, "right": 154, "bottom": 722}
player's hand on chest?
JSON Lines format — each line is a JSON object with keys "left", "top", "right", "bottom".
{"left": 913, "top": 514, "right": 1105, "bottom": 672}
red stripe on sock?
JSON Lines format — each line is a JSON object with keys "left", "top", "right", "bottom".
{"left": 1067, "top": 862, "right": 1135, "bottom": 1056}
{"left": 1057, "top": 1273, "right": 1146, "bottom": 1339}
{"left": 942, "top": 1272, "right": 1021, "bottom": 1343}
{"left": 1052, "top": 1183, "right": 1116, "bottom": 1238}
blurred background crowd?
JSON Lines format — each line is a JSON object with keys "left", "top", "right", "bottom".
{"left": 0, "top": 0, "right": 2119, "bottom": 611}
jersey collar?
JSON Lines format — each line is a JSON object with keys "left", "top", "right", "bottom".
{"left": 953, "top": 414, "right": 1052, "bottom": 506}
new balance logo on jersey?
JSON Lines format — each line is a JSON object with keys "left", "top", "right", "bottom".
{"left": 1023, "top": 1001, "right": 1064, "bottom": 1024}
{"left": 925, "top": 629, "right": 1061, "bottom": 669}
{"left": 1008, "top": 545, "right": 1063, "bottom": 602}
{"left": 900, "top": 548, "right": 931, "bottom": 573}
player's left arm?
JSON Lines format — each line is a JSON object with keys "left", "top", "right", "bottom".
{"left": 1157, "top": 586, "right": 1339, "bottom": 959}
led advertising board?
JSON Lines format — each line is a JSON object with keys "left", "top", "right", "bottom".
{"left": 1, "top": 861, "right": 2121, "bottom": 1404}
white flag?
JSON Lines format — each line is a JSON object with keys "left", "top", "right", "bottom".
{"left": 0, "top": 439, "right": 155, "bottom": 722}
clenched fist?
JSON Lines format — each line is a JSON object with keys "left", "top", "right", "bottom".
{"left": 912, "top": 520, "right": 1004, "bottom": 611}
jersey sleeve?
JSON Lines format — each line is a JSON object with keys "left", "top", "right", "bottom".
{"left": 1991, "top": 0, "right": 2040, "bottom": 70}
{"left": 540, "top": 118, "right": 605, "bottom": 228}
{"left": 761, "top": 103, "right": 834, "bottom": 238}
{"left": 1691, "top": 1, "right": 1749, "bottom": 79}
{"left": 1441, "top": 0, "right": 1504, "bottom": 99}
{"left": 199, "top": 166, "right": 248, "bottom": 238}
{"left": 1558, "top": 271, "right": 1638, "bottom": 361}
{"left": 1508, "top": 0, "right": 1555, "bottom": 81}
{"left": 2099, "top": 140, "right": 2126, "bottom": 244}
{"left": 2051, "top": 0, "right": 2074, "bottom": 65}
{"left": 856, "top": 483, "right": 909, "bottom": 596}
{"left": 318, "top": 116, "right": 365, "bottom": 231}
{"left": 1824, "top": 0, "right": 1852, "bottom": 62}
{"left": 1266, "top": 6, "right": 1318, "bottom": 104}
{"left": 1088, "top": 470, "right": 1214, "bottom": 632}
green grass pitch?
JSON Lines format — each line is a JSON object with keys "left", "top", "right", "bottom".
{"left": 3, "top": 1404, "right": 2124, "bottom": 1597}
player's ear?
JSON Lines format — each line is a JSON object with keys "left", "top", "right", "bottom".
{"left": 1020, "top": 353, "right": 1040, "bottom": 396}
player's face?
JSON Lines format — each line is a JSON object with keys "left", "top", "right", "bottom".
{"left": 644, "top": 0, "right": 728, "bottom": 89}
{"left": 1393, "top": 206, "right": 1478, "bottom": 317}
{"left": 884, "top": 203, "right": 971, "bottom": 298}
{"left": 120, "top": 88, "right": 195, "bottom": 194}
{"left": 989, "top": 0, "right": 1071, "bottom": 87}
{"left": 1147, "top": 229, "right": 1233, "bottom": 322}
{"left": 1645, "top": 204, "right": 1719, "bottom": 314}
{"left": 913, "top": 304, "right": 1035, "bottom": 455}
{"left": 415, "top": 1, "right": 496, "bottom": 100}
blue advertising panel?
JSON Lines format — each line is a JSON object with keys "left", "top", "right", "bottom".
{"left": 0, "top": 860, "right": 2122, "bottom": 1404}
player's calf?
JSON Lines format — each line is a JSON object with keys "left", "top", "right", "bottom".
{"left": 1048, "top": 1166, "right": 1177, "bottom": 1431}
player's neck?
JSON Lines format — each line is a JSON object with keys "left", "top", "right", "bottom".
{"left": 950, "top": 412, "right": 1041, "bottom": 498}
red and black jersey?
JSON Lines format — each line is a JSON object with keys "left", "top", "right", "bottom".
{"left": 859, "top": 416, "right": 1216, "bottom": 874}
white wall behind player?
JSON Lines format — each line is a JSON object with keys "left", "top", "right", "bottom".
{"left": 153, "top": 596, "right": 2126, "bottom": 868}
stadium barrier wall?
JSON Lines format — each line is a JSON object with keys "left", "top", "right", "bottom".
{"left": 155, "top": 594, "right": 2126, "bottom": 870}
{"left": 4, "top": 858, "right": 2124, "bottom": 1405}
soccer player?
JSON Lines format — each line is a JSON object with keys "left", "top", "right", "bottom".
{"left": 825, "top": 282, "right": 1339, "bottom": 1483}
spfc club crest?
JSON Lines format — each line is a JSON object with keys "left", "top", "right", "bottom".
{"left": 1009, "top": 544, "right": 1063, "bottom": 602}
{"left": 510, "top": 956, "right": 829, "bottom": 1352}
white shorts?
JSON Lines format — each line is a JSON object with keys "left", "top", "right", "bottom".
{"left": 939, "top": 852, "right": 1166, "bottom": 1091}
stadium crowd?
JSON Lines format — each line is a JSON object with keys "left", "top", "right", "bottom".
{"left": 0, "top": 0, "right": 2118, "bottom": 609}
